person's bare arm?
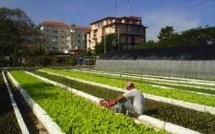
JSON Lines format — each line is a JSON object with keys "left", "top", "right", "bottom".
{"left": 115, "top": 95, "right": 126, "bottom": 103}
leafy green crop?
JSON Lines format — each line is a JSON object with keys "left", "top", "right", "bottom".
{"left": 40, "top": 68, "right": 215, "bottom": 107}
{"left": 10, "top": 71, "right": 165, "bottom": 134}
{"left": 32, "top": 70, "right": 215, "bottom": 134}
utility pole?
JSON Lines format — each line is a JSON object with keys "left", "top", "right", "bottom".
{"left": 117, "top": 27, "right": 120, "bottom": 50}
{"left": 104, "top": 33, "right": 106, "bottom": 54}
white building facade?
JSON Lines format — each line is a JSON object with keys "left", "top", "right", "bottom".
{"left": 41, "top": 21, "right": 69, "bottom": 53}
{"left": 66, "top": 25, "right": 90, "bottom": 51}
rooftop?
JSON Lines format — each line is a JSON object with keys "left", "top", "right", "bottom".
{"left": 42, "top": 21, "right": 69, "bottom": 27}
{"left": 90, "top": 16, "right": 142, "bottom": 25}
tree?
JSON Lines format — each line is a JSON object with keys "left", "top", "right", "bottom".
{"left": 94, "top": 33, "right": 117, "bottom": 55}
{"left": 138, "top": 40, "right": 158, "bottom": 49}
{"left": 181, "top": 26, "right": 215, "bottom": 46}
{"left": 86, "top": 48, "right": 94, "bottom": 57}
{"left": 156, "top": 25, "right": 215, "bottom": 48}
{"left": 157, "top": 26, "right": 176, "bottom": 47}
{"left": 0, "top": 7, "right": 41, "bottom": 56}
{"left": 157, "top": 26, "right": 174, "bottom": 41}
{"left": 0, "top": 7, "right": 42, "bottom": 66}
{"left": 68, "top": 56, "right": 77, "bottom": 67}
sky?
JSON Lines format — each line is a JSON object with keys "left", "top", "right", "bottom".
{"left": 1, "top": 0, "right": 215, "bottom": 41}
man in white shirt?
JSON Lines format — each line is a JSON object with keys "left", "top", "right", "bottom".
{"left": 111, "top": 81, "right": 145, "bottom": 118}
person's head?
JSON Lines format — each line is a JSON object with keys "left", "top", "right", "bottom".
{"left": 126, "top": 81, "right": 135, "bottom": 90}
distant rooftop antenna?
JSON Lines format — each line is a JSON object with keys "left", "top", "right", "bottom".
{"left": 115, "top": 0, "right": 117, "bottom": 17}
{"left": 127, "top": 0, "right": 130, "bottom": 16}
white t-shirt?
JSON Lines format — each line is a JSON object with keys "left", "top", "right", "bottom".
{"left": 123, "top": 88, "right": 144, "bottom": 114}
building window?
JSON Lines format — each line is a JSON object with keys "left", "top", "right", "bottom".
{"left": 52, "top": 36, "right": 58, "bottom": 42}
{"left": 61, "top": 36, "right": 64, "bottom": 38}
{"left": 52, "top": 30, "right": 58, "bottom": 34}
{"left": 131, "top": 26, "right": 138, "bottom": 34}
{"left": 52, "top": 42, "right": 58, "bottom": 45}
{"left": 98, "top": 22, "right": 103, "bottom": 27}
{"left": 137, "top": 27, "right": 141, "bottom": 33}
{"left": 78, "top": 40, "right": 80, "bottom": 43}
{"left": 78, "top": 34, "right": 80, "bottom": 37}
{"left": 61, "top": 42, "right": 64, "bottom": 44}
{"left": 62, "top": 30, "right": 64, "bottom": 32}
{"left": 46, "top": 30, "right": 49, "bottom": 32}
{"left": 53, "top": 47, "right": 58, "bottom": 51}
{"left": 125, "top": 36, "right": 128, "bottom": 42}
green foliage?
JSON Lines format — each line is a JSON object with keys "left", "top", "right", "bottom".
{"left": 41, "top": 68, "right": 215, "bottom": 107}
{"left": 43, "top": 56, "right": 53, "bottom": 66}
{"left": 94, "top": 33, "right": 117, "bottom": 56}
{"left": 68, "top": 56, "right": 77, "bottom": 66}
{"left": 10, "top": 71, "right": 164, "bottom": 134}
{"left": 0, "top": 7, "right": 42, "bottom": 57}
{"left": 181, "top": 26, "right": 215, "bottom": 46}
{"left": 33, "top": 70, "right": 215, "bottom": 133}
{"left": 143, "top": 25, "right": 215, "bottom": 49}
{"left": 86, "top": 48, "right": 94, "bottom": 57}
{"left": 157, "top": 26, "right": 174, "bottom": 41}
{"left": 31, "top": 46, "right": 46, "bottom": 56}
{"left": 138, "top": 40, "right": 158, "bottom": 49}
{"left": 157, "top": 26, "right": 183, "bottom": 48}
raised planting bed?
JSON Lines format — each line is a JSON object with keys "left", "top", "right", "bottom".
{"left": 0, "top": 72, "right": 22, "bottom": 134}
{"left": 73, "top": 69, "right": 215, "bottom": 96}
{"left": 3, "top": 72, "right": 48, "bottom": 134}
{"left": 74, "top": 68, "right": 215, "bottom": 84}
{"left": 40, "top": 68, "right": 215, "bottom": 107}
{"left": 9, "top": 71, "right": 165, "bottom": 134}
{"left": 32, "top": 71, "right": 215, "bottom": 134}
{"left": 73, "top": 68, "right": 215, "bottom": 89}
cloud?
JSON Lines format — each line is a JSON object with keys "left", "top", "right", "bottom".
{"left": 143, "top": 9, "right": 200, "bottom": 41}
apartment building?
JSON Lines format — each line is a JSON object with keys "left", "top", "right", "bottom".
{"left": 87, "top": 16, "right": 147, "bottom": 50}
{"left": 66, "top": 25, "right": 91, "bottom": 52}
{"left": 40, "top": 21, "right": 69, "bottom": 53}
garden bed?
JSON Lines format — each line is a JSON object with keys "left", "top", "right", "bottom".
{"left": 0, "top": 73, "right": 22, "bottom": 133}
{"left": 32, "top": 70, "right": 215, "bottom": 134}
{"left": 40, "top": 68, "right": 215, "bottom": 107}
{"left": 0, "top": 71, "right": 48, "bottom": 134}
{"left": 71, "top": 69, "right": 215, "bottom": 95}
{"left": 10, "top": 71, "right": 164, "bottom": 134}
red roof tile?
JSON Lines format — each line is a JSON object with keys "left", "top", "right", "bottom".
{"left": 42, "top": 21, "right": 68, "bottom": 27}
